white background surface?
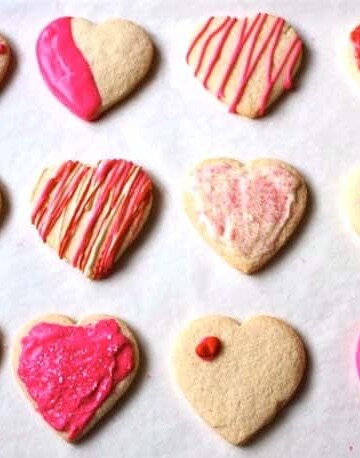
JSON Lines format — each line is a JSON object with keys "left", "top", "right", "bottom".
{"left": 0, "top": 0, "right": 359, "bottom": 457}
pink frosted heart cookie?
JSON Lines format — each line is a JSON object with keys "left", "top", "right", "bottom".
{"left": 13, "top": 314, "right": 139, "bottom": 441}
{"left": 31, "top": 159, "right": 153, "bottom": 279}
{"left": 186, "top": 13, "right": 303, "bottom": 118}
{"left": 36, "top": 17, "right": 154, "bottom": 120}
{"left": 173, "top": 315, "right": 307, "bottom": 445}
{"left": 0, "top": 34, "right": 10, "bottom": 85}
{"left": 183, "top": 158, "right": 307, "bottom": 273}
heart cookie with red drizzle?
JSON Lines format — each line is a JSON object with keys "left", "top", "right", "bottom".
{"left": 186, "top": 13, "right": 303, "bottom": 118}
{"left": 346, "top": 24, "right": 360, "bottom": 88}
{"left": 172, "top": 315, "right": 307, "bottom": 445}
{"left": 184, "top": 158, "right": 307, "bottom": 273}
{"left": 0, "top": 34, "right": 10, "bottom": 86}
{"left": 36, "top": 17, "right": 154, "bottom": 120}
{"left": 13, "top": 314, "right": 139, "bottom": 442}
{"left": 31, "top": 159, "right": 153, "bottom": 279}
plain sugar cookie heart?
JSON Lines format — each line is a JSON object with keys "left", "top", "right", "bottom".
{"left": 13, "top": 314, "right": 139, "bottom": 441}
{"left": 0, "top": 34, "right": 10, "bottom": 86}
{"left": 172, "top": 315, "right": 307, "bottom": 445}
{"left": 183, "top": 158, "right": 307, "bottom": 273}
{"left": 36, "top": 17, "right": 154, "bottom": 120}
{"left": 341, "top": 165, "right": 360, "bottom": 234}
{"left": 186, "top": 13, "right": 303, "bottom": 118}
{"left": 31, "top": 159, "right": 153, "bottom": 279}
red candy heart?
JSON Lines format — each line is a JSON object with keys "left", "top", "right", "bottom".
{"left": 195, "top": 336, "right": 221, "bottom": 361}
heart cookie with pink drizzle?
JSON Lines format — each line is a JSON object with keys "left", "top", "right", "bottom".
{"left": 184, "top": 158, "right": 307, "bottom": 273}
{"left": 36, "top": 17, "right": 154, "bottom": 121}
{"left": 31, "top": 159, "right": 153, "bottom": 279}
{"left": 0, "top": 34, "right": 10, "bottom": 86}
{"left": 13, "top": 314, "right": 139, "bottom": 441}
{"left": 186, "top": 13, "right": 303, "bottom": 118}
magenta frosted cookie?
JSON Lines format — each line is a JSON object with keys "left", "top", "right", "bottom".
{"left": 36, "top": 17, "right": 154, "bottom": 120}
{"left": 13, "top": 314, "right": 139, "bottom": 441}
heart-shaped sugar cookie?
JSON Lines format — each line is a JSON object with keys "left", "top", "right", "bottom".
{"left": 186, "top": 13, "right": 303, "bottom": 118}
{"left": 184, "top": 158, "right": 307, "bottom": 273}
{"left": 0, "top": 34, "right": 10, "bottom": 86}
{"left": 31, "top": 159, "right": 153, "bottom": 279}
{"left": 172, "top": 315, "right": 306, "bottom": 445}
{"left": 13, "top": 314, "right": 139, "bottom": 441}
{"left": 36, "top": 17, "right": 154, "bottom": 120}
{"left": 341, "top": 165, "right": 360, "bottom": 234}
{"left": 345, "top": 24, "right": 360, "bottom": 88}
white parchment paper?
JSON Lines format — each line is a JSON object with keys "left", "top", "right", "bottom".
{"left": 0, "top": 0, "right": 360, "bottom": 456}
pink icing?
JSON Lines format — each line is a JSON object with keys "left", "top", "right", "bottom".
{"left": 36, "top": 17, "right": 102, "bottom": 121}
{"left": 192, "top": 162, "right": 298, "bottom": 257}
{"left": 18, "top": 319, "right": 134, "bottom": 440}
{"left": 356, "top": 336, "right": 360, "bottom": 382}
{"left": 187, "top": 13, "right": 302, "bottom": 117}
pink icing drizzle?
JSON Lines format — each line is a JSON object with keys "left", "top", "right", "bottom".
{"left": 187, "top": 13, "right": 302, "bottom": 116}
{"left": 192, "top": 162, "right": 298, "bottom": 256}
{"left": 18, "top": 319, "right": 134, "bottom": 440}
{"left": 36, "top": 17, "right": 102, "bottom": 121}
{"left": 31, "top": 159, "right": 152, "bottom": 279}
{"left": 203, "top": 18, "right": 237, "bottom": 88}
{"left": 356, "top": 335, "right": 360, "bottom": 383}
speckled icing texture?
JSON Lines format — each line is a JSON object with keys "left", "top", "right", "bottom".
{"left": 18, "top": 319, "right": 134, "bottom": 440}
{"left": 189, "top": 161, "right": 299, "bottom": 258}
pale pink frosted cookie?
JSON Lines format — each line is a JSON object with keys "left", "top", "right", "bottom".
{"left": 31, "top": 159, "right": 153, "bottom": 279}
{"left": 0, "top": 34, "right": 10, "bottom": 85}
{"left": 172, "top": 315, "right": 307, "bottom": 445}
{"left": 36, "top": 17, "right": 154, "bottom": 120}
{"left": 183, "top": 158, "right": 307, "bottom": 273}
{"left": 13, "top": 314, "right": 139, "bottom": 441}
{"left": 186, "top": 13, "right": 303, "bottom": 118}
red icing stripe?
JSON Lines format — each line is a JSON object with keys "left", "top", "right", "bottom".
{"left": 194, "top": 17, "right": 231, "bottom": 76}
{"left": 186, "top": 17, "right": 214, "bottom": 64}
{"left": 31, "top": 159, "right": 152, "bottom": 279}
{"left": 203, "top": 18, "right": 237, "bottom": 88}
{"left": 36, "top": 17, "right": 102, "bottom": 121}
